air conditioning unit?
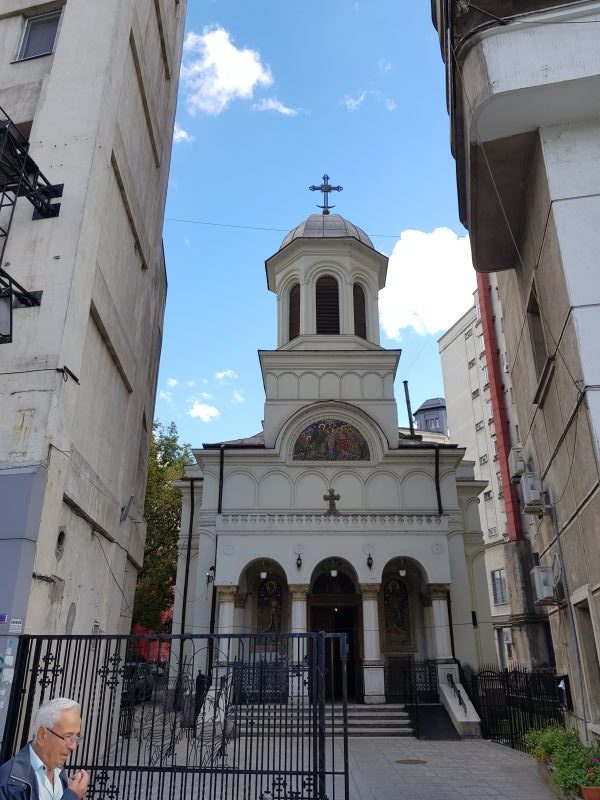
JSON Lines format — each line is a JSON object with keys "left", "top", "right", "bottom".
{"left": 508, "top": 447, "right": 526, "bottom": 482}
{"left": 531, "top": 565, "right": 556, "bottom": 605}
{"left": 521, "top": 472, "right": 545, "bottom": 512}
{"left": 503, "top": 628, "right": 513, "bottom": 645}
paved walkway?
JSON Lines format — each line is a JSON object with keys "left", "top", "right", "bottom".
{"left": 347, "top": 737, "right": 554, "bottom": 800}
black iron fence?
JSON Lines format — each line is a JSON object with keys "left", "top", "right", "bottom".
{"left": 384, "top": 658, "right": 439, "bottom": 737}
{"left": 1, "top": 633, "right": 349, "bottom": 800}
{"left": 470, "top": 665, "right": 564, "bottom": 751}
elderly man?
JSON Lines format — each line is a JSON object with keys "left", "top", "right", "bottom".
{"left": 0, "top": 697, "right": 89, "bottom": 800}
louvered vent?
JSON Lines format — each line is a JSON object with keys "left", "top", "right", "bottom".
{"left": 353, "top": 283, "right": 366, "bottom": 339}
{"left": 316, "top": 276, "right": 339, "bottom": 334}
{"left": 289, "top": 283, "right": 300, "bottom": 340}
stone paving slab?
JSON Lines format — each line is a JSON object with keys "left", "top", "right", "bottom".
{"left": 346, "top": 737, "right": 554, "bottom": 800}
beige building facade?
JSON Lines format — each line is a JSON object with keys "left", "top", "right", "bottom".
{"left": 440, "top": 285, "right": 551, "bottom": 668}
{"left": 0, "top": 0, "right": 186, "bottom": 652}
{"left": 433, "top": 0, "right": 600, "bottom": 738}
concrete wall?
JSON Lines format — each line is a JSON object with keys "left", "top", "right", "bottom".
{"left": 0, "top": 0, "right": 186, "bottom": 640}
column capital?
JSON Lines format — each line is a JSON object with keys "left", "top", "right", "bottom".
{"left": 289, "top": 584, "right": 310, "bottom": 600}
{"left": 360, "top": 583, "right": 380, "bottom": 600}
{"left": 234, "top": 592, "right": 246, "bottom": 609}
{"left": 428, "top": 583, "right": 450, "bottom": 600}
{"left": 216, "top": 585, "right": 238, "bottom": 602}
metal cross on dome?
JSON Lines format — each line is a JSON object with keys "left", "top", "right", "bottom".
{"left": 309, "top": 174, "right": 343, "bottom": 215}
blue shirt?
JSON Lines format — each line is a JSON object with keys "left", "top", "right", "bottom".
{"left": 28, "top": 745, "right": 63, "bottom": 800}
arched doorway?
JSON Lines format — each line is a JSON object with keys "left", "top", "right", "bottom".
{"left": 309, "top": 561, "right": 361, "bottom": 701}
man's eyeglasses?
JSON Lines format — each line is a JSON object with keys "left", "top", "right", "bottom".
{"left": 46, "top": 727, "right": 81, "bottom": 746}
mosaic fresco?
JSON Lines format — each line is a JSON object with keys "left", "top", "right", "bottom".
{"left": 292, "top": 419, "right": 370, "bottom": 461}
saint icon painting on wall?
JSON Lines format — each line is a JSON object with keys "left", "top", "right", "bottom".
{"left": 293, "top": 419, "right": 369, "bottom": 461}
{"left": 257, "top": 578, "right": 283, "bottom": 634}
{"left": 383, "top": 578, "right": 412, "bottom": 649}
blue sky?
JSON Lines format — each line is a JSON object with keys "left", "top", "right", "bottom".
{"left": 158, "top": 0, "right": 476, "bottom": 447}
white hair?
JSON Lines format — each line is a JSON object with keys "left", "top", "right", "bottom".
{"left": 34, "top": 698, "right": 80, "bottom": 732}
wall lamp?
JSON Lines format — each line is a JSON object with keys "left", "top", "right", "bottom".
{"left": 398, "top": 559, "right": 407, "bottom": 578}
{"left": 296, "top": 554, "right": 302, "bottom": 570}
{"left": 366, "top": 553, "right": 373, "bottom": 570}
{"left": 206, "top": 565, "right": 215, "bottom": 585}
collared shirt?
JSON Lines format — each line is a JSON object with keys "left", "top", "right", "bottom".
{"left": 28, "top": 745, "right": 63, "bottom": 800}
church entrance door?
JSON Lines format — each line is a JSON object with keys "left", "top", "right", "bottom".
{"left": 310, "top": 604, "right": 358, "bottom": 701}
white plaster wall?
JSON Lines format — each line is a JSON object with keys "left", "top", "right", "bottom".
{"left": 0, "top": 0, "right": 186, "bottom": 634}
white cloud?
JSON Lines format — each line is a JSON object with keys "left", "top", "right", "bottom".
{"left": 252, "top": 97, "right": 298, "bottom": 117}
{"left": 379, "top": 228, "right": 475, "bottom": 340}
{"left": 188, "top": 402, "right": 220, "bottom": 422}
{"left": 379, "top": 59, "right": 392, "bottom": 73}
{"left": 342, "top": 89, "right": 395, "bottom": 113}
{"left": 232, "top": 389, "right": 245, "bottom": 404}
{"left": 200, "top": 392, "right": 213, "bottom": 400}
{"left": 343, "top": 91, "right": 367, "bottom": 112}
{"left": 166, "top": 377, "right": 179, "bottom": 388}
{"left": 173, "top": 122, "right": 194, "bottom": 143}
{"left": 215, "top": 368, "right": 238, "bottom": 382}
{"left": 159, "top": 391, "right": 173, "bottom": 403}
{"left": 181, "top": 26, "right": 273, "bottom": 115}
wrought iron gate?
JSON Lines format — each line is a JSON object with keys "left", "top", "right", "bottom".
{"left": 0, "top": 633, "right": 349, "bottom": 800}
{"left": 470, "top": 666, "right": 564, "bottom": 751}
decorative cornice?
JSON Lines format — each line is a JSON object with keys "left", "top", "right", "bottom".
{"left": 218, "top": 512, "right": 447, "bottom": 533}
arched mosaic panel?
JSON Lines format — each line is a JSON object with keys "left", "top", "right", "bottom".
{"left": 292, "top": 419, "right": 369, "bottom": 461}
{"left": 383, "top": 578, "right": 412, "bottom": 649}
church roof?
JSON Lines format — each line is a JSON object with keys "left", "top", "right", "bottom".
{"left": 280, "top": 214, "right": 374, "bottom": 250}
{"left": 414, "top": 397, "right": 446, "bottom": 413}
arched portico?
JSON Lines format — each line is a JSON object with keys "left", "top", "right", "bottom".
{"left": 308, "top": 558, "right": 361, "bottom": 700}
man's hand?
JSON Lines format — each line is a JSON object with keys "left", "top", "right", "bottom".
{"left": 68, "top": 769, "right": 89, "bottom": 798}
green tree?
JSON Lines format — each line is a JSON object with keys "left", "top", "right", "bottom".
{"left": 132, "top": 421, "right": 192, "bottom": 631}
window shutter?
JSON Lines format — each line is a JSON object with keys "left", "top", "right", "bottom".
{"left": 316, "top": 276, "right": 339, "bottom": 334}
{"left": 289, "top": 283, "right": 300, "bottom": 340}
{"left": 353, "top": 283, "right": 367, "bottom": 339}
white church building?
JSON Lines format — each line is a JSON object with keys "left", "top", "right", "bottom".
{"left": 173, "top": 200, "right": 496, "bottom": 709}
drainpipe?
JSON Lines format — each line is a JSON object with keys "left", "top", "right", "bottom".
{"left": 434, "top": 445, "right": 443, "bottom": 516}
{"left": 403, "top": 380, "right": 416, "bottom": 437}
{"left": 476, "top": 272, "right": 522, "bottom": 540}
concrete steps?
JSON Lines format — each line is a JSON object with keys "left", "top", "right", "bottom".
{"left": 233, "top": 703, "right": 415, "bottom": 738}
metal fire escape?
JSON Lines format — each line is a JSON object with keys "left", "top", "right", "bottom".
{"left": 0, "top": 105, "right": 62, "bottom": 343}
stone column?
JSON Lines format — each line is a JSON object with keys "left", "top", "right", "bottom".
{"left": 289, "top": 584, "right": 310, "bottom": 697}
{"left": 421, "top": 592, "right": 435, "bottom": 659}
{"left": 430, "top": 584, "right": 453, "bottom": 662}
{"left": 217, "top": 586, "right": 237, "bottom": 635}
{"left": 233, "top": 591, "right": 246, "bottom": 635}
{"left": 360, "top": 583, "right": 385, "bottom": 704}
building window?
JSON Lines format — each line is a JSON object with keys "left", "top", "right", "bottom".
{"left": 468, "top": 358, "right": 476, "bottom": 369}
{"left": 488, "top": 527, "right": 498, "bottom": 537}
{"left": 465, "top": 329, "right": 473, "bottom": 340}
{"left": 484, "top": 490, "right": 493, "bottom": 501}
{"left": 527, "top": 287, "right": 549, "bottom": 378}
{"left": 288, "top": 283, "right": 300, "bottom": 341}
{"left": 479, "top": 454, "right": 488, "bottom": 465}
{"left": 471, "top": 388, "right": 480, "bottom": 399}
{"left": 491, "top": 568, "right": 508, "bottom": 605}
{"left": 475, "top": 420, "right": 484, "bottom": 431}
{"left": 353, "top": 283, "right": 367, "bottom": 339}
{"left": 482, "top": 365, "right": 488, "bottom": 381}
{"left": 16, "top": 11, "right": 61, "bottom": 61}
{"left": 316, "top": 275, "right": 339, "bottom": 334}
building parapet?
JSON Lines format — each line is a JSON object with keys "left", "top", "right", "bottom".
{"left": 218, "top": 512, "right": 447, "bottom": 533}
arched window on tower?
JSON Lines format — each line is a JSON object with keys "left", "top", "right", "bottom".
{"left": 316, "top": 276, "right": 339, "bottom": 334}
{"left": 353, "top": 283, "right": 367, "bottom": 339}
{"left": 289, "top": 283, "right": 300, "bottom": 341}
